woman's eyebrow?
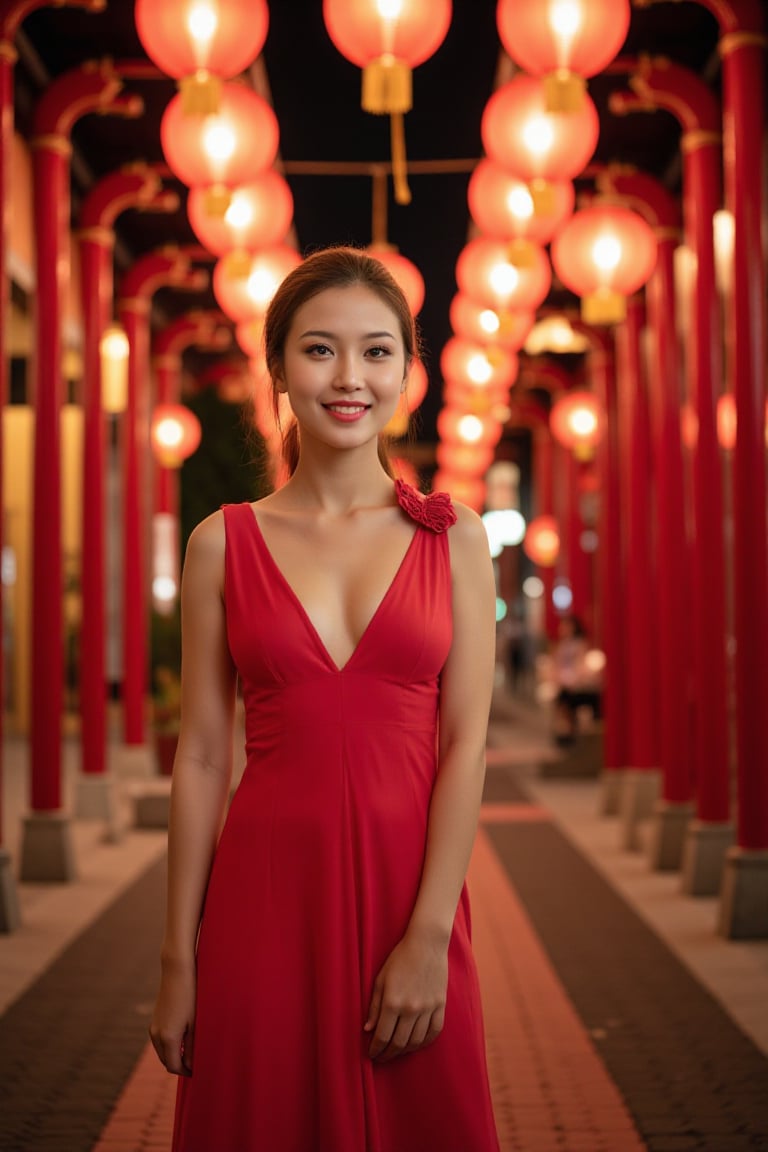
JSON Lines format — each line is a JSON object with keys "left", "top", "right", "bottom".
{"left": 298, "top": 329, "right": 396, "bottom": 340}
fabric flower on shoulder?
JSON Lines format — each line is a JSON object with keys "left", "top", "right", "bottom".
{"left": 394, "top": 478, "right": 458, "bottom": 534}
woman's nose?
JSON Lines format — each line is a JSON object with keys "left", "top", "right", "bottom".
{"left": 333, "top": 354, "right": 363, "bottom": 390}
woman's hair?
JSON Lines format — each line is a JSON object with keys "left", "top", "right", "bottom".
{"left": 263, "top": 246, "right": 419, "bottom": 476}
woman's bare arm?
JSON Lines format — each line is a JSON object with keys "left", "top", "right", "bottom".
{"left": 150, "top": 511, "right": 238, "bottom": 1074}
{"left": 365, "top": 506, "right": 496, "bottom": 1060}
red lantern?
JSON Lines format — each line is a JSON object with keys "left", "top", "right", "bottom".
{"left": 551, "top": 203, "right": 658, "bottom": 324}
{"left": 449, "top": 293, "right": 534, "bottom": 351}
{"left": 188, "top": 170, "right": 293, "bottom": 256}
{"left": 440, "top": 336, "right": 519, "bottom": 392}
{"left": 161, "top": 82, "right": 279, "bottom": 214}
{"left": 524, "top": 514, "right": 560, "bottom": 566}
{"left": 367, "top": 244, "right": 425, "bottom": 315}
{"left": 431, "top": 470, "right": 486, "bottom": 512}
{"left": 468, "top": 160, "right": 574, "bottom": 253}
{"left": 235, "top": 317, "right": 265, "bottom": 360}
{"left": 549, "top": 389, "right": 606, "bottom": 459}
{"left": 442, "top": 377, "right": 510, "bottom": 416}
{"left": 213, "top": 245, "right": 302, "bottom": 322}
{"left": 323, "top": 0, "right": 451, "bottom": 204}
{"left": 135, "top": 0, "right": 269, "bottom": 114}
{"left": 437, "top": 406, "right": 503, "bottom": 448}
{"left": 404, "top": 358, "right": 429, "bottom": 413}
{"left": 436, "top": 440, "right": 494, "bottom": 476}
{"left": 151, "top": 403, "right": 202, "bottom": 467}
{"left": 497, "top": 0, "right": 630, "bottom": 113}
{"left": 482, "top": 74, "right": 599, "bottom": 200}
{"left": 456, "top": 237, "right": 552, "bottom": 312}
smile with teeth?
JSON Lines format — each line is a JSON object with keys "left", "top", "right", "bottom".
{"left": 323, "top": 402, "right": 371, "bottom": 421}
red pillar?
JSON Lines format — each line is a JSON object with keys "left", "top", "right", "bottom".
{"left": 532, "top": 426, "right": 557, "bottom": 640}
{"left": 118, "top": 250, "right": 192, "bottom": 745}
{"left": 0, "top": 38, "right": 13, "bottom": 847}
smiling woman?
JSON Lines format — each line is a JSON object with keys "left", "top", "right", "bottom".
{"left": 150, "top": 246, "right": 501, "bottom": 1152}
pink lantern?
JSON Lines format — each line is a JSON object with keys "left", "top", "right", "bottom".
{"left": 437, "top": 406, "right": 503, "bottom": 448}
{"left": 151, "top": 403, "right": 202, "bottom": 467}
{"left": 468, "top": 160, "right": 574, "bottom": 253}
{"left": 449, "top": 293, "right": 534, "bottom": 351}
{"left": 188, "top": 170, "right": 293, "bottom": 255}
{"left": 549, "top": 389, "right": 606, "bottom": 459}
{"left": 213, "top": 245, "right": 302, "bottom": 322}
{"left": 456, "top": 237, "right": 552, "bottom": 312}
{"left": 440, "top": 336, "right": 519, "bottom": 392}
{"left": 524, "top": 514, "right": 560, "bottom": 566}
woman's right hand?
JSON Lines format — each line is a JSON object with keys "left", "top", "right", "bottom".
{"left": 149, "top": 958, "right": 197, "bottom": 1076}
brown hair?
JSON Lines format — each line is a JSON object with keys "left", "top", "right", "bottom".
{"left": 263, "top": 246, "right": 419, "bottom": 476}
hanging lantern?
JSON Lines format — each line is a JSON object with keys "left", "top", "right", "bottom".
{"left": 100, "top": 323, "right": 129, "bottom": 413}
{"left": 436, "top": 440, "right": 494, "bottom": 476}
{"left": 496, "top": 0, "right": 630, "bottom": 113}
{"left": 437, "top": 406, "right": 503, "bottom": 448}
{"left": 161, "top": 82, "right": 279, "bottom": 215}
{"left": 367, "top": 243, "right": 425, "bottom": 314}
{"left": 213, "top": 244, "right": 302, "bottom": 322}
{"left": 524, "top": 514, "right": 560, "bottom": 566}
{"left": 468, "top": 160, "right": 574, "bottom": 258}
{"left": 135, "top": 0, "right": 269, "bottom": 115}
{"left": 442, "top": 377, "right": 510, "bottom": 418}
{"left": 449, "top": 293, "right": 534, "bottom": 352}
{"left": 323, "top": 0, "right": 452, "bottom": 204}
{"left": 482, "top": 74, "right": 599, "bottom": 211}
{"left": 551, "top": 203, "right": 658, "bottom": 324}
{"left": 151, "top": 403, "right": 202, "bottom": 467}
{"left": 456, "top": 236, "right": 552, "bottom": 313}
{"left": 549, "top": 389, "right": 606, "bottom": 460}
{"left": 431, "top": 470, "right": 486, "bottom": 512}
{"left": 404, "top": 357, "right": 429, "bottom": 412}
{"left": 188, "top": 170, "right": 293, "bottom": 256}
{"left": 440, "top": 336, "right": 519, "bottom": 392}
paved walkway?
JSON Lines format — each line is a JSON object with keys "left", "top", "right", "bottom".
{"left": 1, "top": 689, "right": 767, "bottom": 1151}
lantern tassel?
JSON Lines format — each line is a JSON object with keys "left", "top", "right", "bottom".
{"left": 390, "top": 113, "right": 411, "bottom": 205}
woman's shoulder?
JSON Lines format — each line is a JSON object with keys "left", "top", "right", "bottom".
{"left": 185, "top": 508, "right": 226, "bottom": 563}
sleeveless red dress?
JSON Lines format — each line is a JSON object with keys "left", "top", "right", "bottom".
{"left": 172, "top": 481, "right": 500, "bottom": 1152}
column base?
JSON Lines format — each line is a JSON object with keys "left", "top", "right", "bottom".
{"left": 0, "top": 848, "right": 21, "bottom": 933}
{"left": 133, "top": 780, "right": 172, "bottom": 830}
{"left": 598, "top": 769, "right": 624, "bottom": 817}
{"left": 681, "top": 819, "right": 734, "bottom": 896}
{"left": 19, "top": 813, "right": 77, "bottom": 883}
{"left": 75, "top": 773, "right": 117, "bottom": 823}
{"left": 647, "top": 800, "right": 694, "bottom": 872}
{"left": 718, "top": 847, "right": 768, "bottom": 939}
{"left": 620, "top": 769, "right": 661, "bottom": 851}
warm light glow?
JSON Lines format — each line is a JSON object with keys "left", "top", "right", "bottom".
{"left": 247, "top": 266, "right": 279, "bottom": 306}
{"left": 584, "top": 648, "right": 606, "bottom": 673}
{"left": 467, "top": 353, "right": 493, "bottom": 385}
{"left": 570, "top": 406, "right": 598, "bottom": 436}
{"left": 187, "top": 1, "right": 218, "bottom": 46}
{"left": 479, "top": 309, "right": 500, "bottom": 335}
{"left": 482, "top": 508, "right": 527, "bottom": 552}
{"left": 592, "top": 233, "right": 622, "bottom": 272}
{"left": 489, "top": 261, "right": 520, "bottom": 295}
{"left": 225, "top": 193, "right": 254, "bottom": 229}
{"left": 101, "top": 326, "right": 129, "bottom": 360}
{"left": 522, "top": 115, "right": 554, "bottom": 156}
{"left": 202, "top": 118, "right": 236, "bottom": 163}
{"left": 524, "top": 316, "right": 587, "bottom": 355}
{"left": 156, "top": 417, "right": 184, "bottom": 450}
{"left": 713, "top": 208, "right": 734, "bottom": 295}
{"left": 377, "top": 0, "right": 403, "bottom": 18}
{"left": 100, "top": 323, "right": 129, "bottom": 414}
{"left": 153, "top": 575, "right": 178, "bottom": 603}
{"left": 549, "top": 0, "right": 581, "bottom": 39}
{"left": 458, "top": 414, "right": 484, "bottom": 443}
{"left": 506, "top": 184, "right": 534, "bottom": 220}
{"left": 523, "top": 575, "right": 544, "bottom": 599}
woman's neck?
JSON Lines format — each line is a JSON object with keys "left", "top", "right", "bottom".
{"left": 283, "top": 441, "right": 394, "bottom": 516}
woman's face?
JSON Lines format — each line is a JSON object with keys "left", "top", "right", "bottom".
{"left": 277, "top": 284, "right": 407, "bottom": 453}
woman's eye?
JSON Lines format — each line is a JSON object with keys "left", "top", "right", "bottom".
{"left": 367, "top": 345, "right": 391, "bottom": 358}
{"left": 306, "top": 343, "right": 332, "bottom": 356}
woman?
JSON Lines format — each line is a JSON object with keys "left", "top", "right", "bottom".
{"left": 150, "top": 247, "right": 500, "bottom": 1151}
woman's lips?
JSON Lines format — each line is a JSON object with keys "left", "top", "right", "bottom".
{"left": 322, "top": 403, "right": 371, "bottom": 422}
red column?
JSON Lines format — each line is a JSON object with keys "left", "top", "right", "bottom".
{"left": 533, "top": 426, "right": 557, "bottom": 640}
{"left": 565, "top": 453, "right": 590, "bottom": 627}
{"left": 118, "top": 250, "right": 192, "bottom": 745}
{"left": 0, "top": 38, "right": 14, "bottom": 843}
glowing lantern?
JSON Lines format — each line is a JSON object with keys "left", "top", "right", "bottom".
{"left": 456, "top": 236, "right": 552, "bottom": 313}
{"left": 524, "top": 514, "right": 560, "bottom": 566}
{"left": 482, "top": 74, "right": 599, "bottom": 211}
{"left": 235, "top": 317, "right": 265, "bottom": 361}
{"left": 436, "top": 441, "right": 494, "bottom": 476}
{"left": 367, "top": 244, "right": 425, "bottom": 314}
{"left": 135, "top": 0, "right": 269, "bottom": 115}
{"left": 188, "top": 170, "right": 293, "bottom": 256}
{"left": 213, "top": 244, "right": 302, "bottom": 322}
{"left": 551, "top": 203, "right": 658, "bottom": 324}
{"left": 497, "top": 0, "right": 630, "bottom": 113}
{"left": 449, "top": 293, "right": 534, "bottom": 352}
{"left": 431, "top": 470, "right": 486, "bottom": 512}
{"left": 151, "top": 403, "right": 202, "bottom": 467}
{"left": 440, "top": 336, "right": 518, "bottom": 392}
{"left": 323, "top": 0, "right": 452, "bottom": 204}
{"left": 100, "top": 323, "right": 129, "bottom": 413}
{"left": 161, "top": 83, "right": 279, "bottom": 215}
{"left": 468, "top": 160, "right": 574, "bottom": 258}
{"left": 437, "top": 407, "right": 503, "bottom": 448}
{"left": 549, "top": 390, "right": 606, "bottom": 459}
{"left": 442, "top": 377, "right": 510, "bottom": 417}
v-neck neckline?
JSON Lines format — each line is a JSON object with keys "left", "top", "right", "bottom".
{"left": 246, "top": 506, "right": 420, "bottom": 674}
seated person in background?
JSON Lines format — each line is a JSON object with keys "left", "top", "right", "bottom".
{"left": 551, "top": 614, "right": 602, "bottom": 744}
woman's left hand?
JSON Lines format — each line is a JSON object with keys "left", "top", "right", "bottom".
{"left": 364, "top": 929, "right": 449, "bottom": 1061}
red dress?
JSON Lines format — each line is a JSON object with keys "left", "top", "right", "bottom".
{"left": 172, "top": 481, "right": 500, "bottom": 1152}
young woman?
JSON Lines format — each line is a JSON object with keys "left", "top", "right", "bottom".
{"left": 150, "top": 247, "right": 500, "bottom": 1152}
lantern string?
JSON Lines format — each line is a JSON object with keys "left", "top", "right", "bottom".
{"left": 390, "top": 113, "right": 411, "bottom": 205}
